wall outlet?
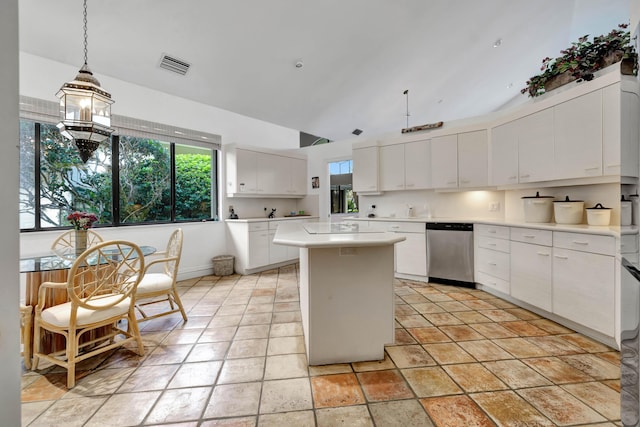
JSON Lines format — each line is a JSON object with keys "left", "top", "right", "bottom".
{"left": 489, "top": 202, "right": 500, "bottom": 212}
{"left": 228, "top": 205, "right": 234, "bottom": 212}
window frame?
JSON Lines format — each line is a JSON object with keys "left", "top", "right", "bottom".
{"left": 20, "top": 117, "right": 220, "bottom": 232}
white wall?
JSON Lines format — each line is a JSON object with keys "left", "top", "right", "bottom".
{"left": 1, "top": 0, "right": 21, "bottom": 425}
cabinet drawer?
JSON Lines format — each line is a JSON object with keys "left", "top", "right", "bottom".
{"left": 621, "top": 234, "right": 639, "bottom": 254}
{"left": 476, "top": 248, "right": 509, "bottom": 280}
{"left": 553, "top": 232, "right": 615, "bottom": 255}
{"left": 476, "top": 224, "right": 509, "bottom": 239}
{"left": 476, "top": 271, "right": 510, "bottom": 294}
{"left": 385, "top": 221, "right": 426, "bottom": 233}
{"left": 510, "top": 227, "right": 552, "bottom": 246}
{"left": 248, "top": 222, "right": 268, "bottom": 232}
{"left": 477, "top": 236, "right": 510, "bottom": 253}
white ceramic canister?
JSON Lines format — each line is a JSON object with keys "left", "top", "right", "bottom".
{"left": 522, "top": 191, "right": 554, "bottom": 223}
{"left": 621, "top": 195, "right": 632, "bottom": 226}
{"left": 586, "top": 203, "right": 611, "bottom": 226}
{"left": 553, "top": 196, "right": 584, "bottom": 224}
{"left": 630, "top": 194, "right": 640, "bottom": 225}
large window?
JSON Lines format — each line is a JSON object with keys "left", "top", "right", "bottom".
{"left": 19, "top": 119, "right": 218, "bottom": 231}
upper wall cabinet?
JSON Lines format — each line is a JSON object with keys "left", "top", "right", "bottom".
{"left": 353, "top": 146, "right": 379, "bottom": 193}
{"left": 553, "top": 90, "right": 603, "bottom": 180}
{"left": 226, "top": 145, "right": 307, "bottom": 198}
{"left": 603, "top": 81, "right": 640, "bottom": 177}
{"left": 378, "top": 139, "right": 431, "bottom": 191}
{"left": 431, "top": 130, "right": 487, "bottom": 189}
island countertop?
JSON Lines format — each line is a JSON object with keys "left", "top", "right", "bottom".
{"left": 273, "top": 222, "right": 406, "bottom": 248}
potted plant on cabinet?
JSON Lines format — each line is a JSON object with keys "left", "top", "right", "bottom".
{"left": 521, "top": 23, "right": 637, "bottom": 97}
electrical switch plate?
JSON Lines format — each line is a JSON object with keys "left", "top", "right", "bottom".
{"left": 489, "top": 202, "right": 500, "bottom": 212}
{"left": 228, "top": 205, "right": 234, "bottom": 212}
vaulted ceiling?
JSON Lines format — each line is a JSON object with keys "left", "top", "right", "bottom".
{"left": 19, "top": 0, "right": 629, "bottom": 142}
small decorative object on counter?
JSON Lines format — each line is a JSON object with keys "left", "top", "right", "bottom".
{"left": 367, "top": 204, "right": 376, "bottom": 218}
{"left": 586, "top": 203, "right": 612, "bottom": 226}
{"left": 522, "top": 191, "right": 554, "bottom": 223}
{"left": 229, "top": 208, "right": 239, "bottom": 219}
{"left": 553, "top": 196, "right": 584, "bottom": 224}
{"left": 268, "top": 208, "right": 276, "bottom": 219}
{"left": 621, "top": 195, "right": 632, "bottom": 226}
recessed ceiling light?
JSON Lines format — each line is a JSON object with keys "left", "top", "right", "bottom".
{"left": 295, "top": 60, "right": 304, "bottom": 69}
{"left": 493, "top": 39, "right": 502, "bottom": 48}
{"left": 437, "top": 99, "right": 444, "bottom": 104}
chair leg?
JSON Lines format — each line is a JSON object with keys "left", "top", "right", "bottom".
{"left": 172, "top": 290, "right": 188, "bottom": 322}
{"left": 31, "top": 318, "right": 41, "bottom": 371}
{"left": 128, "top": 308, "right": 145, "bottom": 356}
{"left": 66, "top": 328, "right": 77, "bottom": 388}
{"left": 20, "top": 306, "right": 33, "bottom": 370}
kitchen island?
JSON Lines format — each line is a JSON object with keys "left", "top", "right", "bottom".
{"left": 273, "top": 222, "right": 405, "bottom": 365}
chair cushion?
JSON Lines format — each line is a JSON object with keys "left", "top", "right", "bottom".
{"left": 41, "top": 295, "right": 131, "bottom": 327}
{"left": 135, "top": 273, "right": 174, "bottom": 294}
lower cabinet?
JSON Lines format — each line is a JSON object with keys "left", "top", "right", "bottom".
{"left": 395, "top": 231, "right": 427, "bottom": 277}
{"left": 510, "top": 241, "right": 552, "bottom": 312}
{"left": 475, "top": 225, "right": 616, "bottom": 343}
{"left": 227, "top": 219, "right": 315, "bottom": 274}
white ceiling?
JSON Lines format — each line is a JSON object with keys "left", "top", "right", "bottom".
{"left": 19, "top": 0, "right": 630, "bottom": 142}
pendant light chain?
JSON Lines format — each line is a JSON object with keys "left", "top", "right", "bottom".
{"left": 83, "top": 0, "right": 88, "bottom": 65}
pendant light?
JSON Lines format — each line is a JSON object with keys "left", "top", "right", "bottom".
{"left": 56, "top": 0, "right": 114, "bottom": 163}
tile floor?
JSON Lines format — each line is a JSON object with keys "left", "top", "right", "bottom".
{"left": 21, "top": 265, "right": 622, "bottom": 426}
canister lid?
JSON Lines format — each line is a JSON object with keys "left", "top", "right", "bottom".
{"left": 554, "top": 196, "right": 583, "bottom": 203}
{"left": 586, "top": 203, "right": 610, "bottom": 210}
{"left": 522, "top": 191, "right": 554, "bottom": 199}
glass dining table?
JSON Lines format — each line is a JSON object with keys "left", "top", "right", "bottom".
{"left": 20, "top": 245, "right": 156, "bottom": 365}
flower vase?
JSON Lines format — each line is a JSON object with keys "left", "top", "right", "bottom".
{"left": 75, "top": 229, "right": 88, "bottom": 257}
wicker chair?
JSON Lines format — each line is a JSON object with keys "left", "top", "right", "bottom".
{"left": 32, "top": 240, "right": 145, "bottom": 388}
{"left": 134, "top": 229, "right": 187, "bottom": 322}
{"left": 20, "top": 304, "right": 33, "bottom": 369}
{"left": 51, "top": 229, "right": 104, "bottom": 256}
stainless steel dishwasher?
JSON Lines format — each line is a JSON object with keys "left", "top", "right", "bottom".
{"left": 426, "top": 222, "right": 474, "bottom": 287}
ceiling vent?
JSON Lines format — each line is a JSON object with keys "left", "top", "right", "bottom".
{"left": 159, "top": 54, "right": 191, "bottom": 76}
{"left": 352, "top": 128, "right": 363, "bottom": 136}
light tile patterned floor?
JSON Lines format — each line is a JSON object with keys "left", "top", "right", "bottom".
{"left": 21, "top": 265, "right": 621, "bottom": 426}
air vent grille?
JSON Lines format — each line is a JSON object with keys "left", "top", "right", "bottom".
{"left": 159, "top": 54, "right": 191, "bottom": 75}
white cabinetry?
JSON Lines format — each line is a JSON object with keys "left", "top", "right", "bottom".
{"left": 490, "top": 121, "right": 519, "bottom": 186}
{"left": 404, "top": 139, "right": 431, "bottom": 190}
{"left": 430, "top": 134, "right": 458, "bottom": 189}
{"left": 458, "top": 130, "right": 488, "bottom": 188}
{"left": 353, "top": 146, "right": 379, "bottom": 193}
{"left": 474, "top": 224, "right": 510, "bottom": 294}
{"left": 518, "top": 108, "right": 555, "bottom": 183}
{"left": 554, "top": 90, "right": 603, "bottom": 179}
{"left": 247, "top": 222, "right": 269, "bottom": 269}
{"left": 603, "top": 81, "right": 640, "bottom": 177}
{"left": 226, "top": 146, "right": 307, "bottom": 198}
{"left": 268, "top": 222, "right": 289, "bottom": 265}
{"left": 384, "top": 222, "right": 427, "bottom": 277}
{"left": 510, "top": 228, "right": 553, "bottom": 312}
{"left": 552, "top": 232, "right": 615, "bottom": 336}
{"left": 379, "top": 144, "right": 405, "bottom": 191}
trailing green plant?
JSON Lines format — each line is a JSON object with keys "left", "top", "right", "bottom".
{"left": 521, "top": 24, "right": 637, "bottom": 97}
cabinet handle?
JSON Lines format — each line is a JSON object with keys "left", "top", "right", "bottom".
{"left": 406, "top": 184, "right": 414, "bottom": 187}
{"left": 488, "top": 262, "right": 497, "bottom": 266}
{"left": 460, "top": 179, "right": 470, "bottom": 184}
{"left": 554, "top": 254, "right": 568, "bottom": 260}
{"left": 520, "top": 174, "right": 530, "bottom": 178}
{"left": 584, "top": 167, "right": 599, "bottom": 171}
{"left": 509, "top": 176, "right": 517, "bottom": 180}
{"left": 390, "top": 226, "right": 400, "bottom": 229}
{"left": 397, "top": 184, "right": 404, "bottom": 188}
{"left": 572, "top": 241, "right": 589, "bottom": 245}
{"left": 447, "top": 181, "right": 457, "bottom": 185}
{"left": 607, "top": 163, "right": 621, "bottom": 167}
{"left": 487, "top": 243, "right": 496, "bottom": 246}
{"left": 488, "top": 229, "right": 496, "bottom": 234}
{"left": 537, "top": 252, "right": 550, "bottom": 256}
{"left": 523, "top": 235, "right": 536, "bottom": 239}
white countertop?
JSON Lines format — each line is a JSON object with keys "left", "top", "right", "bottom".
{"left": 225, "top": 216, "right": 319, "bottom": 223}
{"left": 272, "top": 222, "right": 406, "bottom": 248}
{"left": 343, "top": 216, "right": 632, "bottom": 237}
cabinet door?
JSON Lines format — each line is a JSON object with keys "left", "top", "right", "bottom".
{"left": 258, "top": 153, "right": 287, "bottom": 194}
{"left": 404, "top": 139, "right": 431, "bottom": 189}
{"left": 289, "top": 157, "right": 307, "bottom": 195}
{"left": 518, "top": 108, "right": 554, "bottom": 183}
{"left": 604, "top": 83, "right": 640, "bottom": 178}
{"left": 379, "top": 144, "right": 405, "bottom": 191}
{"left": 552, "top": 248, "right": 614, "bottom": 336}
{"left": 554, "top": 90, "right": 603, "bottom": 179}
{"left": 247, "top": 230, "right": 269, "bottom": 269}
{"left": 353, "top": 146, "right": 379, "bottom": 192}
{"left": 395, "top": 232, "right": 427, "bottom": 276}
{"left": 268, "top": 229, "right": 289, "bottom": 264}
{"left": 430, "top": 134, "right": 458, "bottom": 188}
{"left": 235, "top": 149, "right": 258, "bottom": 193}
{"left": 491, "top": 121, "right": 519, "bottom": 186}
{"left": 510, "top": 241, "right": 552, "bottom": 311}
{"left": 458, "top": 130, "right": 488, "bottom": 188}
